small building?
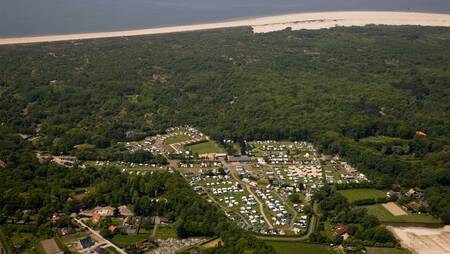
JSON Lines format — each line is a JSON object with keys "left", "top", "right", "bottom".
{"left": 92, "top": 213, "right": 103, "bottom": 223}
{"left": 51, "top": 213, "right": 61, "bottom": 223}
{"left": 406, "top": 188, "right": 416, "bottom": 197}
{"left": 79, "top": 236, "right": 95, "bottom": 249}
{"left": 108, "top": 225, "right": 118, "bottom": 233}
{"left": 0, "top": 160, "right": 6, "bottom": 169}
{"left": 335, "top": 224, "right": 346, "bottom": 236}
{"left": 118, "top": 205, "right": 134, "bottom": 217}
{"left": 415, "top": 131, "right": 427, "bottom": 137}
{"left": 41, "top": 239, "right": 63, "bottom": 254}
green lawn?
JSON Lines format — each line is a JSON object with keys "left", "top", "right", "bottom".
{"left": 339, "top": 188, "right": 386, "bottom": 203}
{"left": 187, "top": 141, "right": 225, "bottom": 154}
{"left": 110, "top": 234, "right": 150, "bottom": 247}
{"left": 364, "top": 204, "right": 440, "bottom": 223}
{"left": 155, "top": 225, "right": 178, "bottom": 239}
{"left": 366, "top": 247, "right": 410, "bottom": 254}
{"left": 266, "top": 241, "right": 335, "bottom": 254}
{"left": 164, "top": 134, "right": 192, "bottom": 145}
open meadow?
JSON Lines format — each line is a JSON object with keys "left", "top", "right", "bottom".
{"left": 266, "top": 241, "right": 335, "bottom": 254}
{"left": 364, "top": 204, "right": 440, "bottom": 224}
{"left": 339, "top": 188, "right": 386, "bottom": 203}
{"left": 187, "top": 141, "right": 225, "bottom": 154}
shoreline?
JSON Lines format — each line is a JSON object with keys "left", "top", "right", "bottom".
{"left": 1, "top": 11, "right": 450, "bottom": 45}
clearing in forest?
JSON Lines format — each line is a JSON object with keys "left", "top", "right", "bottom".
{"left": 339, "top": 188, "right": 386, "bottom": 203}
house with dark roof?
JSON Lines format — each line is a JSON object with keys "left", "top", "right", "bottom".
{"left": 79, "top": 236, "right": 95, "bottom": 249}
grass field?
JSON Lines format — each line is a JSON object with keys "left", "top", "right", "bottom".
{"left": 339, "top": 188, "right": 386, "bottom": 203}
{"left": 110, "top": 234, "right": 150, "bottom": 247}
{"left": 364, "top": 204, "right": 441, "bottom": 223}
{"left": 366, "top": 247, "right": 410, "bottom": 254}
{"left": 155, "top": 225, "right": 178, "bottom": 239}
{"left": 187, "top": 141, "right": 225, "bottom": 154}
{"left": 266, "top": 241, "right": 335, "bottom": 254}
{"left": 164, "top": 134, "right": 192, "bottom": 145}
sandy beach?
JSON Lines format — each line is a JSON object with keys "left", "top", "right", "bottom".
{"left": 1, "top": 11, "right": 450, "bottom": 45}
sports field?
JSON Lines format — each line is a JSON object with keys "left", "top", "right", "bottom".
{"left": 164, "top": 134, "right": 192, "bottom": 145}
{"left": 187, "top": 141, "right": 225, "bottom": 154}
{"left": 266, "top": 241, "right": 335, "bottom": 254}
{"left": 339, "top": 188, "right": 386, "bottom": 203}
{"left": 364, "top": 204, "right": 440, "bottom": 223}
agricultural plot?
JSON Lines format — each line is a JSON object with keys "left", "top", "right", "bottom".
{"left": 364, "top": 204, "right": 440, "bottom": 223}
{"left": 339, "top": 188, "right": 386, "bottom": 203}
{"left": 266, "top": 241, "right": 335, "bottom": 254}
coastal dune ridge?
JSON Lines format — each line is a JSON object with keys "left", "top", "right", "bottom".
{"left": 1, "top": 11, "right": 450, "bottom": 45}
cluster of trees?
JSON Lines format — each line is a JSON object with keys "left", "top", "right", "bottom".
{"left": 317, "top": 131, "right": 450, "bottom": 222}
{"left": 312, "top": 186, "right": 397, "bottom": 247}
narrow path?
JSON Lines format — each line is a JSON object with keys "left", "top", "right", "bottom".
{"left": 151, "top": 216, "right": 160, "bottom": 238}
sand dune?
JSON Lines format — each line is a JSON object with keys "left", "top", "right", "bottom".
{"left": 1, "top": 11, "right": 450, "bottom": 45}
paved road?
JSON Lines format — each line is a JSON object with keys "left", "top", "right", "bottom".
{"left": 73, "top": 218, "right": 127, "bottom": 254}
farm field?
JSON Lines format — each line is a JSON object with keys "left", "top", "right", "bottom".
{"left": 364, "top": 204, "right": 441, "bottom": 223}
{"left": 339, "top": 188, "right": 386, "bottom": 203}
{"left": 187, "top": 141, "right": 225, "bottom": 154}
{"left": 266, "top": 241, "right": 335, "bottom": 254}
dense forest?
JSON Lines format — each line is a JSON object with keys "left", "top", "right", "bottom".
{"left": 0, "top": 25, "right": 450, "bottom": 251}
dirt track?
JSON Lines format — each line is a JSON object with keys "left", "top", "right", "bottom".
{"left": 383, "top": 202, "right": 408, "bottom": 216}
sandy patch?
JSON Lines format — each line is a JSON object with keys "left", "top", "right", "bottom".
{"left": 1, "top": 11, "right": 450, "bottom": 45}
{"left": 383, "top": 202, "right": 408, "bottom": 216}
{"left": 387, "top": 225, "right": 450, "bottom": 254}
